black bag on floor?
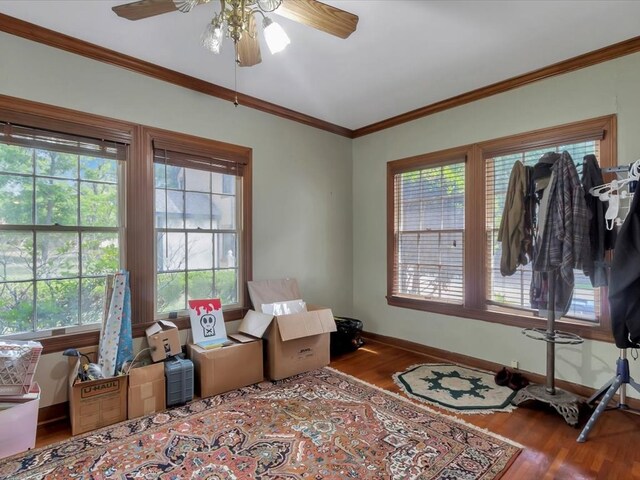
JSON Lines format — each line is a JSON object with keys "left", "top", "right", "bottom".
{"left": 331, "top": 316, "right": 365, "bottom": 356}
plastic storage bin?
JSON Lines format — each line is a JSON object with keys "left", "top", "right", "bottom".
{"left": 0, "top": 382, "right": 40, "bottom": 459}
{"left": 0, "top": 340, "right": 42, "bottom": 396}
{"left": 164, "top": 355, "right": 194, "bottom": 407}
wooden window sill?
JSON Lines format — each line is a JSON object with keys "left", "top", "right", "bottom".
{"left": 387, "top": 295, "right": 614, "bottom": 343}
{"left": 31, "top": 307, "right": 247, "bottom": 354}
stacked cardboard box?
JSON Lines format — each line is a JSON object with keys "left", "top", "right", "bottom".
{"left": 145, "top": 320, "right": 182, "bottom": 362}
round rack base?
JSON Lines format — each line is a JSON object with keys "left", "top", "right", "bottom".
{"left": 522, "top": 327, "right": 584, "bottom": 345}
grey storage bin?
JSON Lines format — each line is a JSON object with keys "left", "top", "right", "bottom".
{"left": 164, "top": 355, "right": 194, "bottom": 407}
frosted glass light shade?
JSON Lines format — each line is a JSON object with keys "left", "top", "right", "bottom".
{"left": 202, "top": 21, "right": 224, "bottom": 54}
{"left": 263, "top": 17, "right": 290, "bottom": 54}
{"left": 173, "top": 0, "right": 199, "bottom": 13}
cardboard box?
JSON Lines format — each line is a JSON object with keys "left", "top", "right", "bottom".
{"left": 187, "top": 341, "right": 263, "bottom": 398}
{"left": 229, "top": 310, "right": 273, "bottom": 343}
{"left": 68, "top": 353, "right": 128, "bottom": 436}
{"left": 128, "top": 362, "right": 166, "bottom": 419}
{"left": 247, "top": 279, "right": 337, "bottom": 381}
{"left": 0, "top": 382, "right": 40, "bottom": 459}
{"left": 265, "top": 307, "right": 336, "bottom": 380}
{"left": 146, "top": 320, "right": 181, "bottom": 362}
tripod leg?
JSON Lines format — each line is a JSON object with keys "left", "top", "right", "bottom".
{"left": 577, "top": 375, "right": 623, "bottom": 443}
{"left": 628, "top": 377, "right": 640, "bottom": 394}
{"left": 585, "top": 377, "right": 616, "bottom": 405}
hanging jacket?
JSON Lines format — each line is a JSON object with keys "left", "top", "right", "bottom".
{"left": 609, "top": 188, "right": 640, "bottom": 348}
{"left": 498, "top": 161, "right": 531, "bottom": 276}
{"left": 581, "top": 154, "right": 616, "bottom": 287}
{"left": 533, "top": 151, "right": 590, "bottom": 316}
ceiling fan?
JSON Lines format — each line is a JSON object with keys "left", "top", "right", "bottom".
{"left": 112, "top": 0, "right": 359, "bottom": 68}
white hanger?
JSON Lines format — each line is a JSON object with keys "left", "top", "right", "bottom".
{"left": 589, "top": 158, "right": 640, "bottom": 197}
{"left": 604, "top": 192, "right": 620, "bottom": 230}
{"left": 589, "top": 158, "right": 640, "bottom": 230}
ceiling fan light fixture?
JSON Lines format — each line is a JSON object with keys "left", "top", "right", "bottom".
{"left": 263, "top": 17, "right": 290, "bottom": 54}
{"left": 173, "top": 0, "right": 199, "bottom": 13}
{"left": 201, "top": 18, "right": 224, "bottom": 54}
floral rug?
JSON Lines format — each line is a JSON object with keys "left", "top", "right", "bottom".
{"left": 393, "top": 363, "right": 518, "bottom": 414}
{"left": 2, "top": 367, "right": 521, "bottom": 479}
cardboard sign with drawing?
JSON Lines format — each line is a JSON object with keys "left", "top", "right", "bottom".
{"left": 188, "top": 299, "right": 228, "bottom": 348}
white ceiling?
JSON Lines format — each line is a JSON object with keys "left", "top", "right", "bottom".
{"left": 1, "top": 1, "right": 640, "bottom": 130}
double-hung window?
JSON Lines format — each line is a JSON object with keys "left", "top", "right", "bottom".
{"left": 387, "top": 116, "right": 616, "bottom": 340}
{"left": 0, "top": 99, "right": 252, "bottom": 351}
{"left": 388, "top": 150, "right": 466, "bottom": 305}
{"left": 153, "top": 137, "right": 250, "bottom": 317}
{"left": 0, "top": 121, "right": 126, "bottom": 337}
{"left": 486, "top": 141, "right": 602, "bottom": 322}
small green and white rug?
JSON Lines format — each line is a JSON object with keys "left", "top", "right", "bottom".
{"left": 393, "top": 363, "right": 517, "bottom": 414}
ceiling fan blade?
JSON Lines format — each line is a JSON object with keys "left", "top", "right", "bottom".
{"left": 237, "top": 14, "right": 262, "bottom": 67}
{"left": 276, "top": 0, "right": 358, "bottom": 39}
{"left": 112, "top": 0, "right": 179, "bottom": 20}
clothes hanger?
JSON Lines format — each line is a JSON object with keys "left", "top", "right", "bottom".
{"left": 589, "top": 158, "right": 640, "bottom": 230}
{"left": 589, "top": 159, "right": 640, "bottom": 197}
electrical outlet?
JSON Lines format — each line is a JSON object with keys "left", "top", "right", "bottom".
{"left": 510, "top": 360, "right": 519, "bottom": 369}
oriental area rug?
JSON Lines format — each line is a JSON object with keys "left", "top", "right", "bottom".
{"left": 2, "top": 367, "right": 521, "bottom": 479}
{"left": 394, "top": 364, "right": 518, "bottom": 414}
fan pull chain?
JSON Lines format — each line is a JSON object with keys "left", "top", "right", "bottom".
{"left": 234, "top": 43, "right": 239, "bottom": 107}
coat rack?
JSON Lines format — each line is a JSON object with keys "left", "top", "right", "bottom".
{"left": 508, "top": 151, "right": 586, "bottom": 425}
{"left": 512, "top": 269, "right": 584, "bottom": 426}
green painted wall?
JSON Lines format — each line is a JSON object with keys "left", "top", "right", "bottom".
{"left": 0, "top": 32, "right": 353, "bottom": 407}
{"left": 352, "top": 52, "right": 640, "bottom": 398}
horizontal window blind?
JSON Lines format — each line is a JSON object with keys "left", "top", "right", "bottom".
{"left": 393, "top": 162, "right": 465, "bottom": 304}
{"left": 153, "top": 139, "right": 243, "bottom": 316}
{"left": 485, "top": 141, "right": 601, "bottom": 321}
{"left": 0, "top": 122, "right": 127, "bottom": 161}
{"left": 153, "top": 141, "right": 246, "bottom": 176}
{"left": 0, "top": 128, "right": 124, "bottom": 336}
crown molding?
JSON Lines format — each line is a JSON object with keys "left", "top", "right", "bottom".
{"left": 353, "top": 34, "right": 640, "bottom": 138}
{"left": 0, "top": 13, "right": 353, "bottom": 138}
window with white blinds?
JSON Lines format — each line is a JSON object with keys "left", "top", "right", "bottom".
{"left": 392, "top": 162, "right": 465, "bottom": 303}
{"left": 153, "top": 144, "right": 245, "bottom": 316}
{"left": 485, "top": 141, "right": 601, "bottom": 322}
{"left": 387, "top": 116, "right": 614, "bottom": 339}
{"left": 0, "top": 121, "right": 126, "bottom": 336}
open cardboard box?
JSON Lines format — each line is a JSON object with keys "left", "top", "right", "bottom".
{"left": 246, "top": 279, "right": 336, "bottom": 380}
{"left": 68, "top": 347, "right": 127, "bottom": 436}
{"left": 145, "top": 320, "right": 181, "bottom": 362}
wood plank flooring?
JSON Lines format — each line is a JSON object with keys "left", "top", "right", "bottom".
{"left": 35, "top": 339, "right": 640, "bottom": 479}
{"left": 330, "top": 340, "right": 640, "bottom": 480}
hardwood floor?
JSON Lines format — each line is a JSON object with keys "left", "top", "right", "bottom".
{"left": 35, "top": 339, "right": 640, "bottom": 479}
{"left": 331, "top": 340, "right": 640, "bottom": 480}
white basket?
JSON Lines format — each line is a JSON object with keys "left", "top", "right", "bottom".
{"left": 0, "top": 340, "right": 43, "bottom": 396}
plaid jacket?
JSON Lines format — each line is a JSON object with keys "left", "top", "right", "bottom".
{"left": 534, "top": 151, "right": 590, "bottom": 286}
